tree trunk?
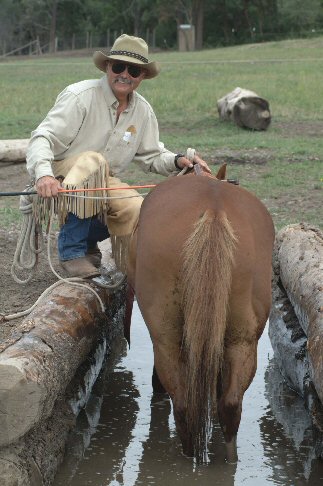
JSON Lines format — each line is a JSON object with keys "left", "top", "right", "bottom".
{"left": 217, "top": 87, "right": 271, "bottom": 130}
{"left": 0, "top": 281, "right": 123, "bottom": 447}
{"left": 49, "top": 0, "right": 58, "bottom": 53}
{"left": 0, "top": 139, "right": 30, "bottom": 163}
{"left": 272, "top": 223, "right": 323, "bottom": 405}
{"left": 194, "top": 0, "right": 204, "bottom": 50}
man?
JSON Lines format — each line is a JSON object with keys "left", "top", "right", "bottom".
{"left": 26, "top": 34, "right": 210, "bottom": 282}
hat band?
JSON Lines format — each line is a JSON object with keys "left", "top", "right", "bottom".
{"left": 109, "top": 50, "right": 148, "bottom": 63}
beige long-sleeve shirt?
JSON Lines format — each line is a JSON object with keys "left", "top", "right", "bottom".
{"left": 26, "top": 76, "right": 177, "bottom": 181}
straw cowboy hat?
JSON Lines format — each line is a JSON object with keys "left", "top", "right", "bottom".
{"left": 93, "top": 34, "right": 160, "bottom": 79}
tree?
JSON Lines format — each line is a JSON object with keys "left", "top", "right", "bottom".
{"left": 277, "top": 0, "right": 323, "bottom": 32}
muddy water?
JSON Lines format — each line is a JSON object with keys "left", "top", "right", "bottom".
{"left": 54, "top": 303, "right": 323, "bottom": 486}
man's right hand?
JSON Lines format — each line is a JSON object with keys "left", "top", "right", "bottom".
{"left": 36, "top": 176, "right": 61, "bottom": 198}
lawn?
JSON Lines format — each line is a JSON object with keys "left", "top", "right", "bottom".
{"left": 0, "top": 36, "right": 322, "bottom": 230}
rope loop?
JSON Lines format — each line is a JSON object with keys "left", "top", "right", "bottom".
{"left": 11, "top": 188, "right": 44, "bottom": 284}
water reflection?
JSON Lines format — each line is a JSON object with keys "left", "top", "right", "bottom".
{"left": 135, "top": 395, "right": 236, "bottom": 485}
{"left": 54, "top": 341, "right": 139, "bottom": 485}
{"left": 259, "top": 358, "right": 323, "bottom": 485}
{"left": 53, "top": 304, "right": 323, "bottom": 485}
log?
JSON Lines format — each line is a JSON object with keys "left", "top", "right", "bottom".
{"left": 0, "top": 281, "right": 123, "bottom": 447}
{"left": 269, "top": 300, "right": 309, "bottom": 398}
{"left": 0, "top": 139, "right": 29, "bottom": 163}
{"left": 272, "top": 223, "right": 323, "bottom": 404}
{"left": 0, "top": 335, "right": 126, "bottom": 486}
{"left": 217, "top": 87, "right": 271, "bottom": 130}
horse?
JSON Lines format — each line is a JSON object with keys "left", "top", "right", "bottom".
{"left": 126, "top": 169, "right": 275, "bottom": 463}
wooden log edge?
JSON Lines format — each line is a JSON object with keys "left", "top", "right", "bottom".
{"left": 271, "top": 223, "right": 323, "bottom": 405}
{"left": 0, "top": 139, "right": 30, "bottom": 163}
{"left": 0, "top": 280, "right": 125, "bottom": 448}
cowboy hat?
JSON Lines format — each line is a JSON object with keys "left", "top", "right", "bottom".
{"left": 93, "top": 34, "right": 160, "bottom": 79}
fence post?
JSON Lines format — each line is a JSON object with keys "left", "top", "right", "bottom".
{"left": 86, "top": 31, "right": 89, "bottom": 49}
{"left": 55, "top": 37, "right": 58, "bottom": 52}
{"left": 72, "top": 33, "right": 75, "bottom": 50}
{"left": 107, "top": 29, "right": 110, "bottom": 48}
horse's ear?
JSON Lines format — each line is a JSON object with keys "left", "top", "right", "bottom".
{"left": 215, "top": 163, "right": 227, "bottom": 180}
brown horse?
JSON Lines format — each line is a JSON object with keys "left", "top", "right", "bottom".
{"left": 127, "top": 171, "right": 275, "bottom": 463}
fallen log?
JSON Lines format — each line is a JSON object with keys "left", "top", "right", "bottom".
{"left": 271, "top": 223, "right": 323, "bottom": 404}
{"left": 0, "top": 334, "right": 126, "bottom": 486}
{"left": 0, "top": 139, "right": 29, "bottom": 163}
{"left": 0, "top": 281, "right": 124, "bottom": 448}
{"left": 217, "top": 87, "right": 271, "bottom": 130}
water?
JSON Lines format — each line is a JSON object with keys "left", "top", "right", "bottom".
{"left": 54, "top": 303, "right": 323, "bottom": 486}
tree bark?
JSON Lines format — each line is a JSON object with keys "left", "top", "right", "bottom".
{"left": 217, "top": 87, "right": 271, "bottom": 130}
{"left": 194, "top": 0, "right": 204, "bottom": 50}
{"left": 0, "top": 139, "right": 29, "bottom": 163}
{"left": 0, "top": 281, "right": 123, "bottom": 447}
{"left": 49, "top": 0, "right": 58, "bottom": 53}
{"left": 272, "top": 223, "right": 323, "bottom": 404}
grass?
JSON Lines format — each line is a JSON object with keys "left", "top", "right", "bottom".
{"left": 0, "top": 36, "right": 322, "bottom": 230}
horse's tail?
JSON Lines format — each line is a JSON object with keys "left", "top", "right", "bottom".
{"left": 181, "top": 209, "right": 237, "bottom": 462}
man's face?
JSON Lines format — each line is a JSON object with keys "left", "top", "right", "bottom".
{"left": 106, "top": 61, "right": 146, "bottom": 99}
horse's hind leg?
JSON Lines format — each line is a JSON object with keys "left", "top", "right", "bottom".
{"left": 152, "top": 365, "right": 167, "bottom": 394}
{"left": 139, "top": 294, "right": 194, "bottom": 456}
{"left": 218, "top": 309, "right": 263, "bottom": 463}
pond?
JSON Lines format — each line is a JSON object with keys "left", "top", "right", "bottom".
{"left": 53, "top": 303, "right": 323, "bottom": 486}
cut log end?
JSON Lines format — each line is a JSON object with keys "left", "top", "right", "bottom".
{"left": 0, "top": 363, "right": 44, "bottom": 446}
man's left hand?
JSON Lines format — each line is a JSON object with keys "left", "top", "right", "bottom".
{"left": 176, "top": 153, "right": 212, "bottom": 174}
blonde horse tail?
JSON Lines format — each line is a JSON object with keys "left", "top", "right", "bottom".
{"left": 181, "top": 209, "right": 237, "bottom": 461}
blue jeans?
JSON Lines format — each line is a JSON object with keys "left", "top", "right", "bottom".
{"left": 58, "top": 213, "right": 110, "bottom": 261}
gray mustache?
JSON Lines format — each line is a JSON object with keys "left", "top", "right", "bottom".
{"left": 114, "top": 77, "right": 132, "bottom": 85}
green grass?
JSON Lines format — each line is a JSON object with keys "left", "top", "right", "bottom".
{"left": 0, "top": 36, "right": 322, "bottom": 230}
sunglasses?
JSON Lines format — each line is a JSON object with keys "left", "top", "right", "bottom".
{"left": 111, "top": 62, "right": 142, "bottom": 78}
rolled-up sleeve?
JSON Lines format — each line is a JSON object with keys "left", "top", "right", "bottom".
{"left": 133, "top": 109, "right": 176, "bottom": 177}
{"left": 26, "top": 90, "right": 85, "bottom": 181}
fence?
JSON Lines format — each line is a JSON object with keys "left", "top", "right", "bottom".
{"left": 1, "top": 29, "right": 157, "bottom": 58}
{"left": 2, "top": 28, "right": 323, "bottom": 58}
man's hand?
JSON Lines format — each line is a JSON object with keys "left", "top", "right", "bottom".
{"left": 176, "top": 153, "right": 212, "bottom": 174}
{"left": 36, "top": 176, "right": 61, "bottom": 198}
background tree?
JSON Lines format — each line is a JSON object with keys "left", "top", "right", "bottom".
{"left": 0, "top": 0, "right": 323, "bottom": 54}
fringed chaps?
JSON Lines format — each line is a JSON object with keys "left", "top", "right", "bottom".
{"left": 34, "top": 151, "right": 143, "bottom": 273}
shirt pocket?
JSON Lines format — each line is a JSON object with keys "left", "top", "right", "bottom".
{"left": 118, "top": 129, "right": 137, "bottom": 149}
